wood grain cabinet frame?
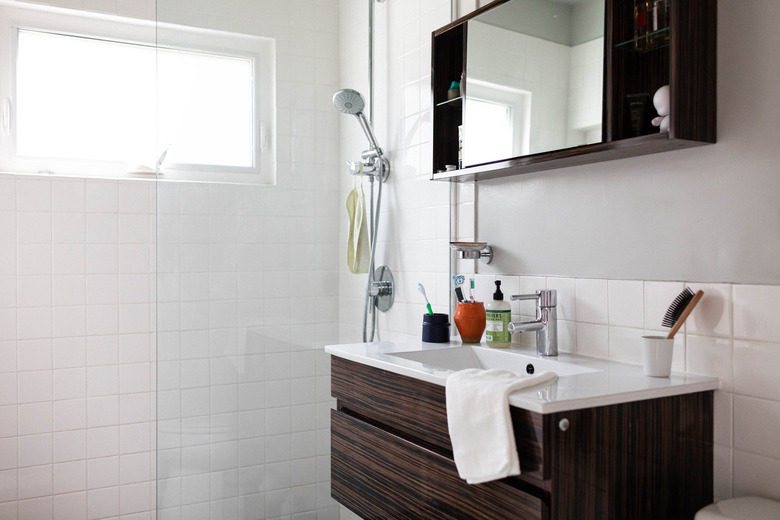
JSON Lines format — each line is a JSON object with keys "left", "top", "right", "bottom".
{"left": 331, "top": 357, "right": 714, "bottom": 520}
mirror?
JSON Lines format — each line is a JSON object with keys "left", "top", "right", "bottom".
{"left": 462, "top": 0, "right": 604, "bottom": 167}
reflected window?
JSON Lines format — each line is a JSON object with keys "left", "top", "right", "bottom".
{"left": 463, "top": 79, "right": 531, "bottom": 167}
{"left": 463, "top": 98, "right": 513, "bottom": 166}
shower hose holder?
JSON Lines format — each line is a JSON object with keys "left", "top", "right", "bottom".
{"left": 347, "top": 148, "right": 390, "bottom": 182}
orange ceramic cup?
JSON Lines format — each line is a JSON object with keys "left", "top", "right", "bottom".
{"left": 453, "top": 301, "right": 486, "bottom": 343}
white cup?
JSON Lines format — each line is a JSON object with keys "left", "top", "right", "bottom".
{"left": 641, "top": 335, "right": 674, "bottom": 377}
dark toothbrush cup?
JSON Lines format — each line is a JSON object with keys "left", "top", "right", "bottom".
{"left": 422, "top": 313, "right": 450, "bottom": 343}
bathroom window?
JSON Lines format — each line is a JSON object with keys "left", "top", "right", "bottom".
{"left": 0, "top": 4, "right": 276, "bottom": 183}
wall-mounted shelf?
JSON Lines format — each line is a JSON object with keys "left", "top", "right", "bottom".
{"left": 430, "top": 0, "right": 716, "bottom": 183}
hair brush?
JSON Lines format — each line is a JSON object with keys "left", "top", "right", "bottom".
{"left": 662, "top": 288, "right": 704, "bottom": 339}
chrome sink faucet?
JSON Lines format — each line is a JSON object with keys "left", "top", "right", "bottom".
{"left": 508, "top": 289, "right": 558, "bottom": 357}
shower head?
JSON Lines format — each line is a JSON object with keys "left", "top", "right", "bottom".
{"left": 333, "top": 89, "right": 365, "bottom": 115}
{"left": 333, "top": 88, "right": 383, "bottom": 155}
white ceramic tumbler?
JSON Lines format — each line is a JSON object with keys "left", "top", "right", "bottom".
{"left": 641, "top": 335, "right": 674, "bottom": 377}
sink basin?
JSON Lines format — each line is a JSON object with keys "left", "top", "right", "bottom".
{"left": 387, "top": 345, "right": 599, "bottom": 377}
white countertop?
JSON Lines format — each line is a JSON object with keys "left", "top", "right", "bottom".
{"left": 325, "top": 340, "right": 720, "bottom": 414}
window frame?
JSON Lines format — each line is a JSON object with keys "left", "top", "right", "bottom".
{"left": 0, "top": 1, "right": 276, "bottom": 184}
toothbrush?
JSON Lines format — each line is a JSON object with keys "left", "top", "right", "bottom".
{"left": 418, "top": 283, "right": 434, "bottom": 316}
{"left": 469, "top": 278, "right": 475, "bottom": 302}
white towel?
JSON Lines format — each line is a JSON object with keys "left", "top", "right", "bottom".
{"left": 445, "top": 368, "right": 557, "bottom": 484}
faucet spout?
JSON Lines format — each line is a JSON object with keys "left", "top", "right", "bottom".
{"left": 508, "top": 320, "right": 544, "bottom": 334}
{"left": 509, "top": 290, "right": 558, "bottom": 357}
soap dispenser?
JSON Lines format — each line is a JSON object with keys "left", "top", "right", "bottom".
{"left": 486, "top": 280, "right": 511, "bottom": 348}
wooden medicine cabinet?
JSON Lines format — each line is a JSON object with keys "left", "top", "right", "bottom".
{"left": 431, "top": 0, "right": 716, "bottom": 182}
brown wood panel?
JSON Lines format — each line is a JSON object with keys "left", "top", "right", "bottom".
{"left": 431, "top": 132, "right": 703, "bottom": 182}
{"left": 669, "top": 0, "right": 717, "bottom": 142}
{"left": 332, "top": 357, "right": 545, "bottom": 485}
{"left": 546, "top": 392, "right": 714, "bottom": 520}
{"left": 332, "top": 410, "right": 544, "bottom": 520}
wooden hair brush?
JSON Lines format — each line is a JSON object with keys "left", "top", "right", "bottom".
{"left": 662, "top": 288, "right": 704, "bottom": 339}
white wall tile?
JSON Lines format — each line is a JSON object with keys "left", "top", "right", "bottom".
{"left": 18, "top": 496, "right": 52, "bottom": 520}
{"left": 17, "top": 339, "right": 52, "bottom": 371}
{"left": 87, "top": 485, "right": 119, "bottom": 520}
{"left": 18, "top": 371, "right": 53, "bottom": 403}
{"left": 52, "top": 491, "right": 87, "bottom": 520}
{"left": 88, "top": 396, "right": 119, "bottom": 428}
{"left": 734, "top": 395, "right": 780, "bottom": 461}
{"left": 608, "top": 326, "right": 642, "bottom": 365}
{"left": 54, "top": 399, "right": 87, "bottom": 432}
{"left": 54, "top": 369, "right": 86, "bottom": 401}
{"left": 17, "top": 178, "right": 51, "bottom": 213}
{"left": 52, "top": 180, "right": 85, "bottom": 213}
{"left": 18, "top": 402, "right": 52, "bottom": 436}
{"left": 85, "top": 181, "right": 118, "bottom": 214}
{"left": 575, "top": 322, "right": 608, "bottom": 359}
{"left": 575, "top": 278, "right": 608, "bottom": 325}
{"left": 18, "top": 465, "right": 52, "bottom": 500}
{"left": 733, "top": 341, "right": 780, "bottom": 401}
{"left": 607, "top": 280, "right": 643, "bottom": 328}
{"left": 687, "top": 283, "right": 732, "bottom": 337}
{"left": 733, "top": 450, "right": 780, "bottom": 501}
{"left": 52, "top": 275, "right": 86, "bottom": 306}
{"left": 53, "top": 429, "right": 86, "bottom": 463}
{"left": 687, "top": 335, "right": 733, "bottom": 391}
{"left": 87, "top": 456, "right": 119, "bottom": 490}
{"left": 734, "top": 284, "right": 780, "bottom": 343}
{"left": 19, "top": 433, "right": 53, "bottom": 467}
{"left": 87, "top": 426, "right": 119, "bottom": 459}
{"left": 53, "top": 460, "right": 86, "bottom": 495}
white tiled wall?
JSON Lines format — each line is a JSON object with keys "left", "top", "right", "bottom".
{"left": 0, "top": 175, "right": 156, "bottom": 520}
{"left": 3, "top": 1, "right": 342, "bottom": 520}
{"left": 154, "top": 181, "right": 339, "bottom": 520}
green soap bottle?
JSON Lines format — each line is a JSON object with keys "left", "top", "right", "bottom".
{"left": 486, "top": 280, "right": 511, "bottom": 348}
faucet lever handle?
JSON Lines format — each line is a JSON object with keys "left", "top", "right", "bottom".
{"left": 511, "top": 289, "right": 557, "bottom": 307}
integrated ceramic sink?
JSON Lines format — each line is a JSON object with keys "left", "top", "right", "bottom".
{"left": 387, "top": 345, "right": 599, "bottom": 377}
{"left": 324, "top": 340, "right": 720, "bottom": 414}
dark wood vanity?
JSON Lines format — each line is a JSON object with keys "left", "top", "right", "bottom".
{"left": 331, "top": 356, "right": 713, "bottom": 519}
{"left": 431, "top": 0, "right": 716, "bottom": 181}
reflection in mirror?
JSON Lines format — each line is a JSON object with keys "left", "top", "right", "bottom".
{"left": 463, "top": 0, "right": 604, "bottom": 167}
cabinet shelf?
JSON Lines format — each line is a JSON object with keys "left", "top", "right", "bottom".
{"left": 614, "top": 27, "right": 670, "bottom": 51}
{"left": 436, "top": 96, "right": 464, "bottom": 108}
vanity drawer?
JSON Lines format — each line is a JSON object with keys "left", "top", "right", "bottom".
{"left": 332, "top": 409, "right": 544, "bottom": 520}
{"left": 331, "top": 356, "right": 545, "bottom": 485}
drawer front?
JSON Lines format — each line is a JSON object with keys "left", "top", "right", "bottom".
{"left": 331, "top": 357, "right": 546, "bottom": 484}
{"left": 332, "top": 409, "right": 544, "bottom": 520}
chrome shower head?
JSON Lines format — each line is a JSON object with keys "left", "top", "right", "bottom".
{"left": 333, "top": 88, "right": 383, "bottom": 155}
{"left": 333, "top": 89, "right": 365, "bottom": 115}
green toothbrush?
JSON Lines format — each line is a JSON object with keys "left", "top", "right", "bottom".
{"left": 418, "top": 283, "right": 434, "bottom": 316}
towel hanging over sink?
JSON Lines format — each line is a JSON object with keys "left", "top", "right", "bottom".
{"left": 445, "top": 368, "right": 557, "bottom": 484}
